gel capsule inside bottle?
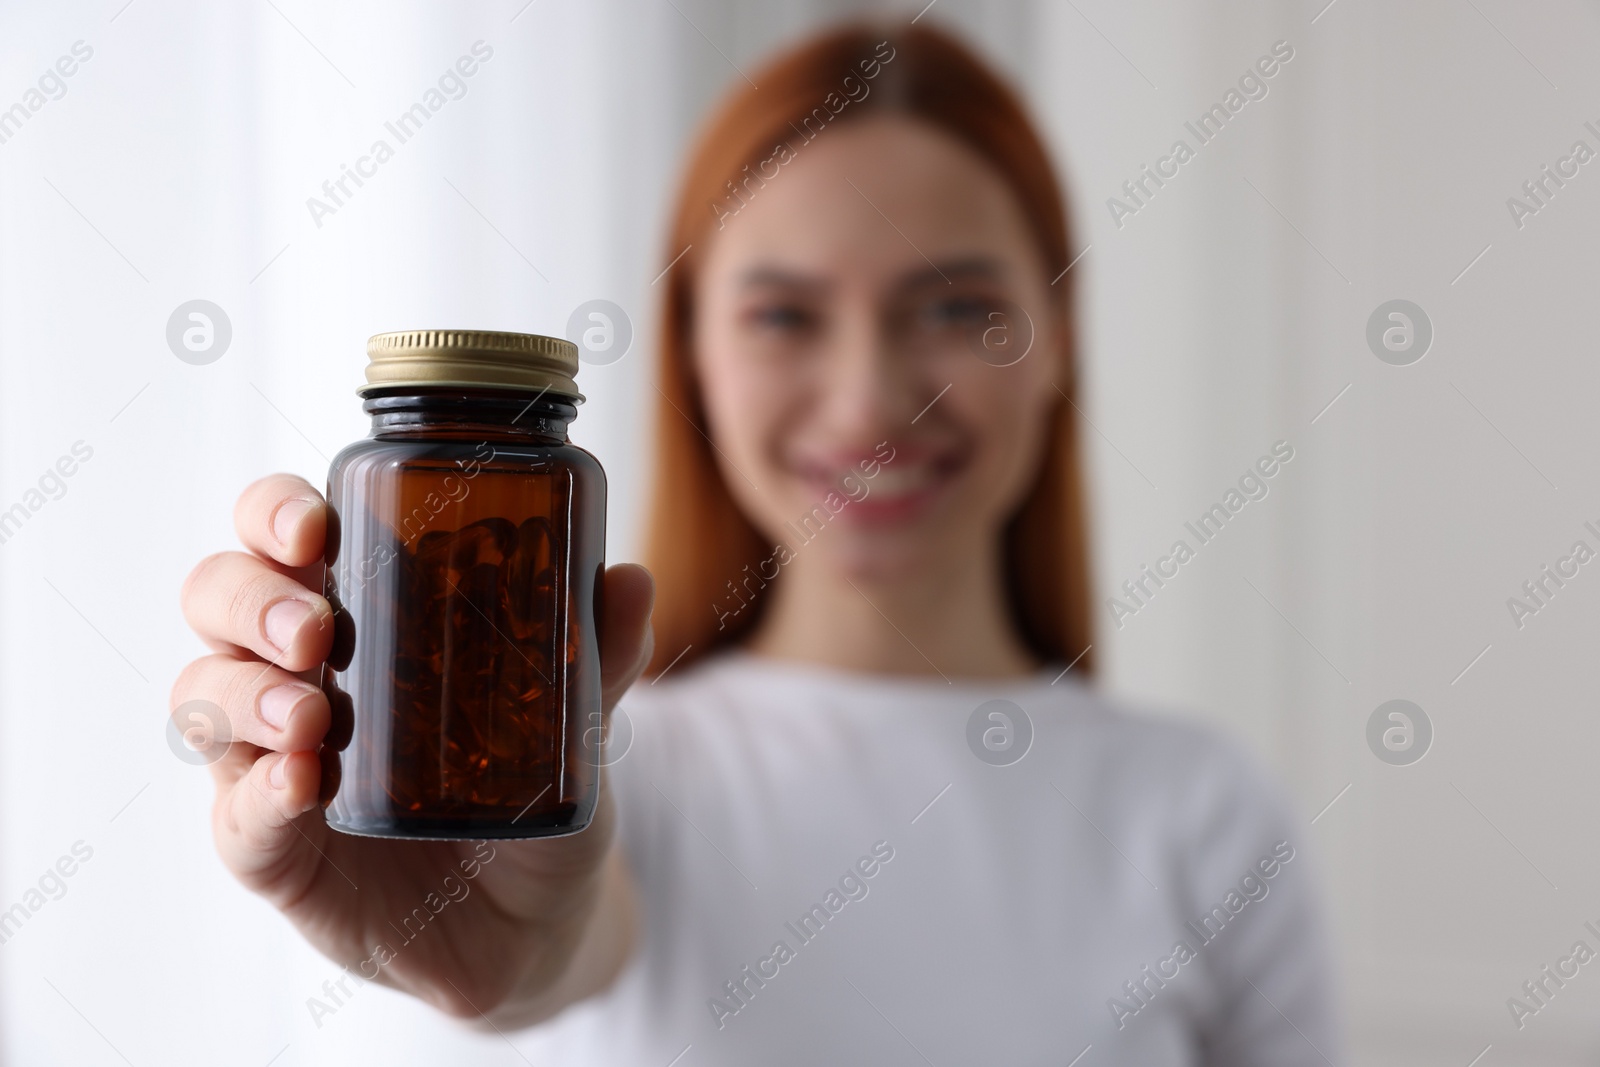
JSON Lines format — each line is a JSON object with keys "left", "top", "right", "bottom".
{"left": 320, "top": 330, "right": 605, "bottom": 840}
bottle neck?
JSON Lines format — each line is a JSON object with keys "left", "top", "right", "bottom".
{"left": 363, "top": 388, "right": 576, "bottom": 443}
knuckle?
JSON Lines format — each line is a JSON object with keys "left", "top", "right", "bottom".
{"left": 242, "top": 760, "right": 294, "bottom": 837}
{"left": 219, "top": 662, "right": 264, "bottom": 724}
{"left": 180, "top": 551, "right": 230, "bottom": 614}
{"left": 227, "top": 569, "right": 288, "bottom": 642}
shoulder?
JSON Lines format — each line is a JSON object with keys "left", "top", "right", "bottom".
{"left": 1067, "top": 697, "right": 1316, "bottom": 925}
{"left": 1041, "top": 687, "right": 1291, "bottom": 828}
{"left": 1030, "top": 689, "right": 1313, "bottom": 925}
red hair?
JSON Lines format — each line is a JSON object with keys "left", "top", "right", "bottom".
{"left": 642, "top": 21, "right": 1095, "bottom": 677}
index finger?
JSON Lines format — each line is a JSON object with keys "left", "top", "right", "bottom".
{"left": 234, "top": 473, "right": 327, "bottom": 568}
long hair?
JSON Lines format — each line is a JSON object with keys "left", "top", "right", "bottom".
{"left": 642, "top": 20, "right": 1095, "bottom": 678}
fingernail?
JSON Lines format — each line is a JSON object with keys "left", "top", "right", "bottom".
{"left": 260, "top": 684, "right": 315, "bottom": 731}
{"left": 272, "top": 498, "right": 315, "bottom": 546}
{"left": 270, "top": 754, "right": 289, "bottom": 789}
{"left": 265, "top": 599, "right": 314, "bottom": 654}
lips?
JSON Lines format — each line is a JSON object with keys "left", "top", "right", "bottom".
{"left": 791, "top": 446, "right": 966, "bottom": 526}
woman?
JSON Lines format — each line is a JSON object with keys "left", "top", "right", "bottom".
{"left": 174, "top": 22, "right": 1340, "bottom": 1065}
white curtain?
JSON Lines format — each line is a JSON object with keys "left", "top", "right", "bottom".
{"left": 2, "top": 0, "right": 1597, "bottom": 1063}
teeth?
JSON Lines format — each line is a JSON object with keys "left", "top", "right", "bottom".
{"left": 848, "top": 465, "right": 935, "bottom": 499}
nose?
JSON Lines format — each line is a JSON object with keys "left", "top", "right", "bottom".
{"left": 822, "top": 303, "right": 915, "bottom": 444}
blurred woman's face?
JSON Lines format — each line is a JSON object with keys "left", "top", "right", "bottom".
{"left": 692, "top": 115, "right": 1064, "bottom": 583}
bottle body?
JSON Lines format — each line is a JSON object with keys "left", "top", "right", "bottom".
{"left": 321, "top": 390, "right": 605, "bottom": 839}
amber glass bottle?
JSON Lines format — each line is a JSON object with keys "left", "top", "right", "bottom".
{"left": 321, "top": 330, "right": 605, "bottom": 839}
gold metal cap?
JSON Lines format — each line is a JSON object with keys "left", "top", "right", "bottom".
{"left": 360, "top": 329, "right": 583, "bottom": 402}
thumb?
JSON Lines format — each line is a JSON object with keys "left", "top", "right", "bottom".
{"left": 599, "top": 564, "right": 655, "bottom": 711}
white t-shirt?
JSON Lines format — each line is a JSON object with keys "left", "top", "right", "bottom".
{"left": 515, "top": 651, "right": 1342, "bottom": 1065}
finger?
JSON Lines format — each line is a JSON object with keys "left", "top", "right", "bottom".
{"left": 171, "top": 653, "right": 331, "bottom": 753}
{"left": 180, "top": 551, "right": 334, "bottom": 671}
{"left": 599, "top": 564, "right": 654, "bottom": 711}
{"left": 212, "top": 748, "right": 326, "bottom": 899}
{"left": 234, "top": 473, "right": 327, "bottom": 569}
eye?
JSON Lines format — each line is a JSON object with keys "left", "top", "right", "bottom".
{"left": 747, "top": 303, "right": 817, "bottom": 334}
{"left": 918, "top": 294, "right": 1001, "bottom": 330}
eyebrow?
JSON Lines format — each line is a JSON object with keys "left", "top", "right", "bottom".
{"left": 738, "top": 256, "right": 1009, "bottom": 293}
{"left": 739, "top": 266, "right": 830, "bottom": 292}
{"left": 894, "top": 257, "right": 1007, "bottom": 290}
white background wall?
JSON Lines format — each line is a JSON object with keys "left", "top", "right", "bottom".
{"left": 1, "top": 0, "right": 1597, "bottom": 1063}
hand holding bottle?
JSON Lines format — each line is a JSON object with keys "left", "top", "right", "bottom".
{"left": 172, "top": 473, "right": 653, "bottom": 1025}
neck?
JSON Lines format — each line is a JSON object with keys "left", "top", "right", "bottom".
{"left": 743, "top": 540, "right": 1040, "bottom": 680}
